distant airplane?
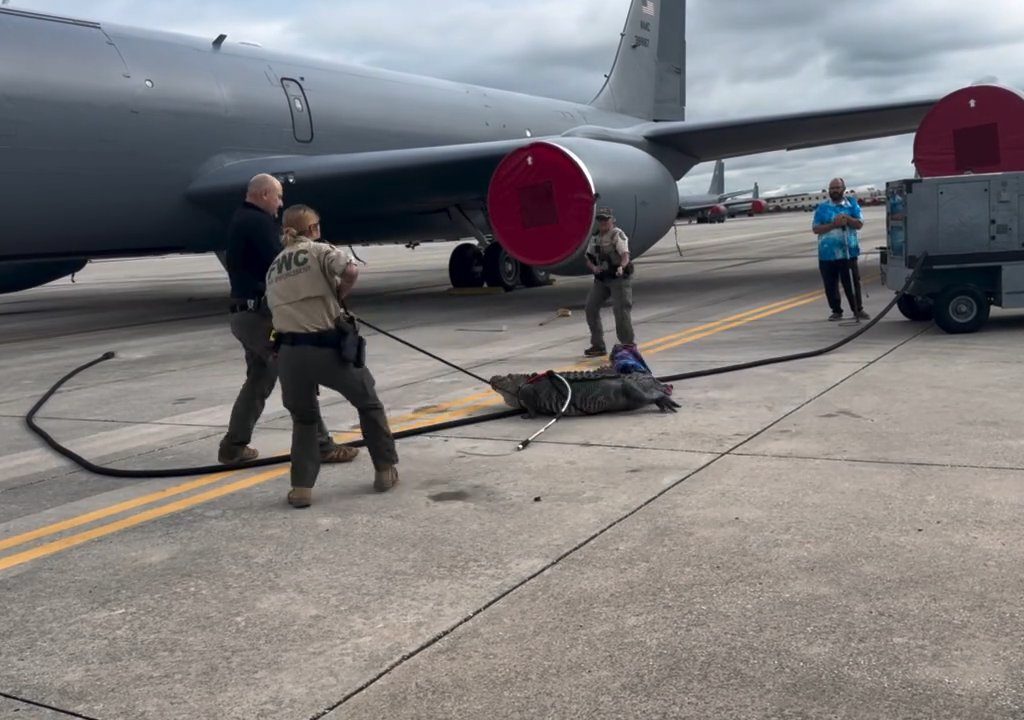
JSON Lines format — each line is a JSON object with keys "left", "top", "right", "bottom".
{"left": 677, "top": 160, "right": 764, "bottom": 223}
{"left": 0, "top": 0, "right": 937, "bottom": 294}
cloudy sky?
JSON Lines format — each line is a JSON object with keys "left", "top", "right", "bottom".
{"left": 12, "top": 0, "right": 1022, "bottom": 195}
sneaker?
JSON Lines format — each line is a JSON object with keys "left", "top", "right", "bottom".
{"left": 373, "top": 465, "right": 400, "bottom": 493}
{"left": 287, "top": 487, "right": 312, "bottom": 508}
{"left": 218, "top": 445, "right": 258, "bottom": 464}
{"left": 583, "top": 345, "right": 607, "bottom": 357}
{"left": 856, "top": 310, "right": 871, "bottom": 320}
{"left": 320, "top": 445, "right": 359, "bottom": 463}
{"left": 828, "top": 312, "right": 843, "bottom": 322}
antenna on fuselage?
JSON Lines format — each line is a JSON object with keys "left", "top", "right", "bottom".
{"left": 212, "top": 33, "right": 227, "bottom": 49}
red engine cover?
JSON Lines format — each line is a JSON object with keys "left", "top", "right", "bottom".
{"left": 749, "top": 199, "right": 766, "bottom": 214}
{"left": 914, "top": 84, "right": 1024, "bottom": 177}
{"left": 487, "top": 142, "right": 596, "bottom": 267}
{"left": 708, "top": 204, "right": 726, "bottom": 217}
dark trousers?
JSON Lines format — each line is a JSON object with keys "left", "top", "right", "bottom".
{"left": 585, "top": 276, "right": 635, "bottom": 349}
{"left": 220, "top": 310, "right": 334, "bottom": 452}
{"left": 278, "top": 345, "right": 399, "bottom": 488}
{"left": 819, "top": 258, "right": 863, "bottom": 314}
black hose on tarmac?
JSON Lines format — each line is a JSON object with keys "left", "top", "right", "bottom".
{"left": 24, "top": 356, "right": 518, "bottom": 479}
{"left": 25, "top": 256, "right": 924, "bottom": 479}
{"left": 660, "top": 254, "right": 926, "bottom": 383}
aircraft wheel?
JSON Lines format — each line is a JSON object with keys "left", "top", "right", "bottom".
{"left": 483, "top": 243, "right": 521, "bottom": 290}
{"left": 521, "top": 265, "right": 551, "bottom": 288}
{"left": 448, "top": 243, "right": 484, "bottom": 288}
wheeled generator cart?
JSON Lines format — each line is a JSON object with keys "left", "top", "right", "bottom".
{"left": 881, "top": 172, "right": 1024, "bottom": 333}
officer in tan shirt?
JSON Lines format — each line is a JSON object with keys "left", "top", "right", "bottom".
{"left": 265, "top": 205, "right": 399, "bottom": 508}
{"left": 583, "top": 206, "right": 636, "bottom": 357}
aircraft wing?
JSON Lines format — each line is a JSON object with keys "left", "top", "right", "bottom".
{"left": 639, "top": 98, "right": 937, "bottom": 161}
{"left": 187, "top": 97, "right": 935, "bottom": 222}
{"left": 186, "top": 138, "right": 534, "bottom": 218}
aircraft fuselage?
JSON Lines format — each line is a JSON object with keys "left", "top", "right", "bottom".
{"left": 0, "top": 9, "right": 653, "bottom": 264}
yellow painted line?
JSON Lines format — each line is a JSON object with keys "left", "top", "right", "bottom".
{"left": 0, "top": 286, "right": 830, "bottom": 571}
{"left": 0, "top": 471, "right": 237, "bottom": 553}
{"left": 636, "top": 289, "right": 822, "bottom": 352}
{"left": 0, "top": 469, "right": 283, "bottom": 572}
{"left": 645, "top": 294, "right": 822, "bottom": 355}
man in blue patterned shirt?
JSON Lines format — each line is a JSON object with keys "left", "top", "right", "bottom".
{"left": 813, "top": 178, "right": 868, "bottom": 321}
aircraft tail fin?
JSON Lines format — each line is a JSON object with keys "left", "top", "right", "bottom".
{"left": 590, "top": 0, "right": 686, "bottom": 121}
{"left": 707, "top": 159, "right": 725, "bottom": 196}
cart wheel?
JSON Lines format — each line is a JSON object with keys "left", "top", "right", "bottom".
{"left": 934, "top": 285, "right": 990, "bottom": 334}
{"left": 896, "top": 294, "right": 934, "bottom": 322}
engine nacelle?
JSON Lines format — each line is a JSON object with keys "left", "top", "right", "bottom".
{"left": 708, "top": 204, "right": 727, "bottom": 218}
{"left": 0, "top": 259, "right": 87, "bottom": 294}
{"left": 486, "top": 139, "right": 680, "bottom": 275}
{"left": 749, "top": 199, "right": 767, "bottom": 214}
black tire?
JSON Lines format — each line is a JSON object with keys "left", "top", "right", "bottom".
{"left": 896, "top": 294, "right": 934, "bottom": 322}
{"left": 448, "top": 243, "right": 484, "bottom": 288}
{"left": 521, "top": 265, "right": 551, "bottom": 288}
{"left": 934, "top": 285, "right": 990, "bottom": 334}
{"left": 483, "top": 242, "right": 521, "bottom": 290}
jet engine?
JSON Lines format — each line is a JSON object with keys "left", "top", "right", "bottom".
{"left": 0, "top": 259, "right": 88, "bottom": 294}
{"left": 486, "top": 139, "right": 680, "bottom": 275}
{"left": 749, "top": 199, "right": 767, "bottom": 214}
{"left": 708, "top": 204, "right": 727, "bottom": 222}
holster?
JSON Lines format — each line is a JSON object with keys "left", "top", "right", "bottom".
{"left": 334, "top": 315, "right": 366, "bottom": 368}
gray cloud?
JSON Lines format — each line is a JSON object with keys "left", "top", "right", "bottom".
{"left": 14, "top": 0, "right": 1024, "bottom": 194}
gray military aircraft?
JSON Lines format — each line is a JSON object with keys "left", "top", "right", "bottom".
{"left": 677, "top": 160, "right": 763, "bottom": 223}
{"left": 0, "top": 0, "right": 936, "bottom": 294}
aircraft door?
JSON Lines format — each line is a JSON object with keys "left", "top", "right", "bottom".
{"left": 281, "top": 78, "right": 313, "bottom": 143}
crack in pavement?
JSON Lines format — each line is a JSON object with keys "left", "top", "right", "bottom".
{"left": 731, "top": 450, "right": 1024, "bottom": 474}
{"left": 0, "top": 691, "right": 102, "bottom": 720}
{"left": 306, "top": 326, "right": 931, "bottom": 719}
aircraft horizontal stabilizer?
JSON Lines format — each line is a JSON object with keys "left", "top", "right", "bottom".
{"left": 639, "top": 97, "right": 938, "bottom": 161}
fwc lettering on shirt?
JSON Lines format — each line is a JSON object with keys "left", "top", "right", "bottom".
{"left": 267, "top": 247, "right": 312, "bottom": 285}
{"left": 812, "top": 198, "right": 863, "bottom": 261}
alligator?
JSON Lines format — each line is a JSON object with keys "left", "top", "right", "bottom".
{"left": 489, "top": 369, "right": 680, "bottom": 418}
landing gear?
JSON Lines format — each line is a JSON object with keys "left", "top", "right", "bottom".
{"left": 448, "top": 242, "right": 484, "bottom": 288}
{"left": 521, "top": 265, "right": 551, "bottom": 288}
{"left": 483, "top": 243, "right": 521, "bottom": 290}
{"left": 447, "top": 241, "right": 550, "bottom": 291}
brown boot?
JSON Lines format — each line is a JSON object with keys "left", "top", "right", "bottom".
{"left": 287, "top": 487, "right": 312, "bottom": 508}
{"left": 218, "top": 445, "right": 258, "bottom": 464}
{"left": 373, "top": 466, "right": 399, "bottom": 493}
{"left": 320, "top": 445, "right": 359, "bottom": 463}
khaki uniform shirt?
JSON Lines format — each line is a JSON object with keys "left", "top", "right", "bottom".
{"left": 587, "top": 227, "right": 630, "bottom": 262}
{"left": 265, "top": 237, "right": 355, "bottom": 333}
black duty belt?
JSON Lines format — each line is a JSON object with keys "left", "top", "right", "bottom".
{"left": 229, "top": 297, "right": 266, "bottom": 313}
{"left": 273, "top": 329, "right": 340, "bottom": 348}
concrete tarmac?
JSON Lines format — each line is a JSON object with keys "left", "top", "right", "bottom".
{"left": 1, "top": 208, "right": 1022, "bottom": 719}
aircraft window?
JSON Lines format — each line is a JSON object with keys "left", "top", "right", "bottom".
{"left": 525, "top": 129, "right": 533, "bottom": 137}
{"left": 293, "top": 98, "right": 304, "bottom": 113}
{"left": 145, "top": 79, "right": 154, "bottom": 88}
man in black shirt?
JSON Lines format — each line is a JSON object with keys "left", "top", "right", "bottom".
{"left": 218, "top": 174, "right": 357, "bottom": 466}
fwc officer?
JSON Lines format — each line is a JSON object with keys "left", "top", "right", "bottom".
{"left": 218, "top": 173, "right": 353, "bottom": 466}
{"left": 583, "top": 206, "right": 636, "bottom": 357}
{"left": 265, "top": 204, "right": 400, "bottom": 508}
